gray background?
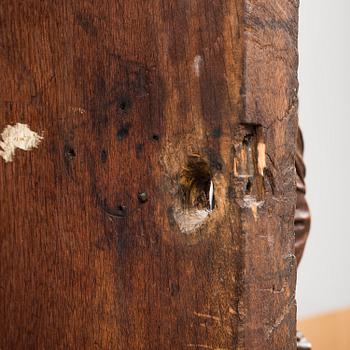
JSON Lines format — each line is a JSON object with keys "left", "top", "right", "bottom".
{"left": 297, "top": 0, "right": 350, "bottom": 318}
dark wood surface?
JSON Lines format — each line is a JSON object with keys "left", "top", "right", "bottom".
{"left": 0, "top": 1, "right": 299, "bottom": 349}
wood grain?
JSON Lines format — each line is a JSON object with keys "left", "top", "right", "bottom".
{"left": 0, "top": 1, "right": 299, "bottom": 349}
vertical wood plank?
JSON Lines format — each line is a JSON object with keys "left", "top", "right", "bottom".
{"left": 0, "top": 1, "right": 298, "bottom": 348}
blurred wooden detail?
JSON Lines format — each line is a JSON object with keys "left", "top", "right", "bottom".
{"left": 297, "top": 331, "right": 312, "bottom": 350}
{"left": 295, "top": 128, "right": 311, "bottom": 266}
{"left": 298, "top": 308, "right": 350, "bottom": 350}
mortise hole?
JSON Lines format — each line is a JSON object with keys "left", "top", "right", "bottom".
{"left": 179, "top": 156, "right": 214, "bottom": 211}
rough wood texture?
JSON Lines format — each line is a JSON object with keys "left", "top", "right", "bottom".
{"left": 0, "top": 1, "right": 299, "bottom": 349}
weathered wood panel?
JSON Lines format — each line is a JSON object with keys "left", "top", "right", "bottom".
{"left": 0, "top": 1, "right": 299, "bottom": 349}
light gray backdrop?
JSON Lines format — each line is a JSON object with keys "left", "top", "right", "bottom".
{"left": 297, "top": 0, "right": 350, "bottom": 318}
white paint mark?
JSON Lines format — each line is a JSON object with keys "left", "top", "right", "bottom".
{"left": 193, "top": 55, "right": 203, "bottom": 77}
{"left": 0, "top": 123, "right": 43, "bottom": 162}
{"left": 173, "top": 208, "right": 210, "bottom": 234}
{"left": 243, "top": 195, "right": 264, "bottom": 221}
{"left": 257, "top": 141, "right": 266, "bottom": 176}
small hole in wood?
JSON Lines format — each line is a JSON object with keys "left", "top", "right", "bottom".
{"left": 118, "top": 96, "right": 132, "bottom": 113}
{"left": 152, "top": 134, "right": 160, "bottom": 141}
{"left": 64, "top": 146, "right": 76, "bottom": 160}
{"left": 119, "top": 101, "right": 127, "bottom": 110}
{"left": 138, "top": 192, "right": 148, "bottom": 203}
{"left": 116, "top": 205, "right": 127, "bottom": 217}
{"left": 100, "top": 149, "right": 108, "bottom": 163}
{"left": 117, "top": 123, "right": 131, "bottom": 140}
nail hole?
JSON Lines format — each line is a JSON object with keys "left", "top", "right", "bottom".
{"left": 116, "top": 205, "right": 127, "bottom": 217}
{"left": 119, "top": 101, "right": 127, "bottom": 110}
{"left": 101, "top": 149, "right": 108, "bottom": 162}
{"left": 64, "top": 145, "right": 76, "bottom": 160}
{"left": 117, "top": 123, "right": 131, "bottom": 140}
{"left": 152, "top": 134, "right": 160, "bottom": 141}
{"left": 118, "top": 96, "right": 132, "bottom": 113}
{"left": 138, "top": 192, "right": 148, "bottom": 203}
